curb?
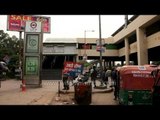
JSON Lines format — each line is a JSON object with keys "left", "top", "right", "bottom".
{"left": 92, "top": 88, "right": 113, "bottom": 93}
{"left": 59, "top": 87, "right": 113, "bottom": 94}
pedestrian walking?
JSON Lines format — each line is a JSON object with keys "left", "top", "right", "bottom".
{"left": 104, "top": 68, "right": 109, "bottom": 86}
{"left": 101, "top": 68, "right": 107, "bottom": 86}
{"left": 90, "top": 66, "right": 97, "bottom": 88}
{"left": 111, "top": 68, "right": 119, "bottom": 100}
{"left": 68, "top": 70, "right": 76, "bottom": 85}
{"left": 62, "top": 73, "right": 69, "bottom": 90}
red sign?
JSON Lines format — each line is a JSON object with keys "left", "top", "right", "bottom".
{"left": 96, "top": 45, "right": 102, "bottom": 51}
{"left": 83, "top": 44, "right": 90, "bottom": 49}
{"left": 63, "top": 61, "right": 83, "bottom": 76}
{"left": 96, "top": 45, "right": 105, "bottom": 52}
{"left": 7, "top": 15, "right": 51, "bottom": 33}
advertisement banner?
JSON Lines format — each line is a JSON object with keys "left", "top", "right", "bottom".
{"left": 63, "top": 61, "right": 83, "bottom": 77}
{"left": 7, "top": 15, "right": 51, "bottom": 33}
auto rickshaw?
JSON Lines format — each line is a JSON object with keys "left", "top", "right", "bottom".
{"left": 117, "top": 65, "right": 157, "bottom": 105}
{"left": 150, "top": 65, "right": 160, "bottom": 105}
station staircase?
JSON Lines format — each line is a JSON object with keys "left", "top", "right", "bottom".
{"left": 41, "top": 69, "right": 62, "bottom": 80}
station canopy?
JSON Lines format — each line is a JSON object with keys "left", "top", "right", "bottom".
{"left": 44, "top": 38, "right": 78, "bottom": 43}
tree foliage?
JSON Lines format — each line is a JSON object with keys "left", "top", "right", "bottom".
{"left": 0, "top": 30, "right": 21, "bottom": 78}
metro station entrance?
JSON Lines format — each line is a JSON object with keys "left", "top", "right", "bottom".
{"left": 41, "top": 55, "right": 74, "bottom": 80}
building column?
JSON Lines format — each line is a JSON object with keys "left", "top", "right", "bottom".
{"left": 125, "top": 37, "right": 130, "bottom": 65}
{"left": 112, "top": 61, "right": 115, "bottom": 67}
{"left": 76, "top": 55, "right": 79, "bottom": 62}
{"left": 106, "top": 61, "right": 109, "bottom": 68}
{"left": 109, "top": 61, "right": 112, "bottom": 69}
{"left": 102, "top": 59, "right": 105, "bottom": 69}
{"left": 74, "top": 55, "right": 77, "bottom": 62}
{"left": 136, "top": 28, "right": 148, "bottom": 65}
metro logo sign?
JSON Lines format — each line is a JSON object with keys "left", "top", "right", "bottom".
{"left": 7, "top": 15, "right": 51, "bottom": 33}
{"left": 30, "top": 22, "right": 37, "bottom": 28}
{"left": 25, "top": 21, "right": 42, "bottom": 32}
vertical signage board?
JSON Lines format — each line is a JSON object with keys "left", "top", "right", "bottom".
{"left": 23, "top": 21, "right": 43, "bottom": 87}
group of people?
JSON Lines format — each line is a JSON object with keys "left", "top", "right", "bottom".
{"left": 62, "top": 65, "right": 120, "bottom": 100}
{"left": 90, "top": 66, "right": 109, "bottom": 88}
{"left": 90, "top": 65, "right": 120, "bottom": 100}
{"left": 62, "top": 71, "right": 89, "bottom": 90}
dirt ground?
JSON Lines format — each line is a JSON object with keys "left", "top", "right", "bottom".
{"left": 51, "top": 92, "right": 76, "bottom": 105}
{"left": 50, "top": 89, "right": 118, "bottom": 105}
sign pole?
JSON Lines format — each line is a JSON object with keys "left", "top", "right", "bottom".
{"left": 23, "top": 21, "right": 42, "bottom": 87}
{"left": 99, "top": 15, "right": 102, "bottom": 70}
{"left": 19, "top": 31, "right": 26, "bottom": 91}
{"left": 19, "top": 31, "right": 24, "bottom": 89}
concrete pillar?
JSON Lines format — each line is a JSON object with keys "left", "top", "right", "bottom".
{"left": 125, "top": 38, "right": 130, "bottom": 65}
{"left": 109, "top": 61, "right": 112, "bottom": 69}
{"left": 102, "top": 59, "right": 105, "bottom": 69}
{"left": 74, "top": 55, "right": 77, "bottom": 62}
{"left": 136, "top": 28, "right": 148, "bottom": 65}
{"left": 76, "top": 55, "right": 79, "bottom": 62}
{"left": 107, "top": 61, "right": 109, "bottom": 67}
{"left": 104, "top": 60, "right": 106, "bottom": 67}
{"left": 112, "top": 61, "right": 115, "bottom": 67}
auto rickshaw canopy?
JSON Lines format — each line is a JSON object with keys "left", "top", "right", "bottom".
{"left": 119, "top": 65, "right": 157, "bottom": 90}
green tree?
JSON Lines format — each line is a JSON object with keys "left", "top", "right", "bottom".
{"left": 0, "top": 30, "right": 21, "bottom": 78}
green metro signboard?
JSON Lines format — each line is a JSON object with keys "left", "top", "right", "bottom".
{"left": 26, "top": 34, "right": 39, "bottom": 53}
{"left": 23, "top": 21, "right": 43, "bottom": 87}
{"left": 25, "top": 56, "right": 39, "bottom": 75}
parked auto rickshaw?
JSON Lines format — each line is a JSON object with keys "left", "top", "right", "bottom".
{"left": 150, "top": 65, "right": 160, "bottom": 105}
{"left": 117, "top": 65, "right": 157, "bottom": 105}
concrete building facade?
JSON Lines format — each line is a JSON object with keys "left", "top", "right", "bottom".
{"left": 111, "top": 15, "right": 160, "bottom": 65}
{"left": 76, "top": 15, "right": 160, "bottom": 66}
{"left": 42, "top": 15, "right": 160, "bottom": 79}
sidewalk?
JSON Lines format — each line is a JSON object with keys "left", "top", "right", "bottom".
{"left": 0, "top": 79, "right": 59, "bottom": 105}
{"left": 0, "top": 79, "right": 114, "bottom": 105}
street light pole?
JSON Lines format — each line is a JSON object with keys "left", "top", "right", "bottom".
{"left": 99, "top": 15, "right": 102, "bottom": 69}
{"left": 83, "top": 30, "right": 95, "bottom": 61}
{"left": 19, "top": 31, "right": 23, "bottom": 81}
{"left": 84, "top": 30, "right": 87, "bottom": 55}
{"left": 125, "top": 15, "right": 128, "bottom": 28}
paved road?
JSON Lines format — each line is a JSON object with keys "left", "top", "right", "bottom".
{"left": 91, "top": 92, "right": 118, "bottom": 105}
{"left": 50, "top": 78, "right": 119, "bottom": 105}
{"left": 0, "top": 78, "right": 118, "bottom": 105}
{"left": 51, "top": 90, "right": 118, "bottom": 105}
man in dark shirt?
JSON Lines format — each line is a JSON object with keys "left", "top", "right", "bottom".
{"left": 90, "top": 66, "right": 97, "bottom": 88}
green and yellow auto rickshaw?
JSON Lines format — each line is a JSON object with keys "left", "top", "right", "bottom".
{"left": 150, "top": 65, "right": 160, "bottom": 105}
{"left": 118, "top": 65, "right": 157, "bottom": 105}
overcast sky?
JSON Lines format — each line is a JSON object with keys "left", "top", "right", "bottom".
{"left": 0, "top": 15, "right": 133, "bottom": 41}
